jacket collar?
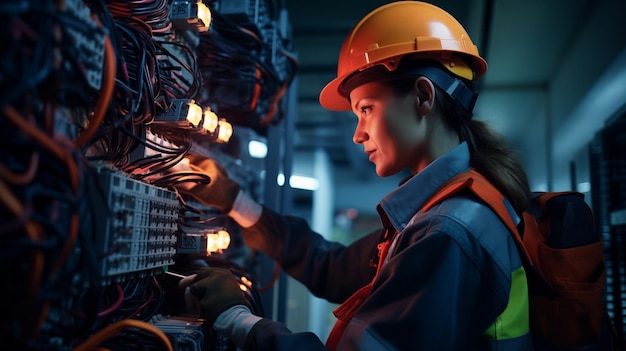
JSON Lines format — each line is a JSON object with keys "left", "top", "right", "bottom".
{"left": 377, "top": 142, "right": 472, "bottom": 233}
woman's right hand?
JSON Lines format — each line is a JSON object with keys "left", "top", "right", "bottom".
{"left": 170, "top": 154, "right": 241, "bottom": 212}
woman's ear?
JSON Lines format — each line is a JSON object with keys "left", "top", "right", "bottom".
{"left": 414, "top": 77, "right": 435, "bottom": 115}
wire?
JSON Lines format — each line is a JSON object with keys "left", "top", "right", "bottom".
{"left": 50, "top": 208, "right": 79, "bottom": 273}
{"left": 3, "top": 105, "right": 80, "bottom": 192}
{"left": 1, "top": 13, "right": 55, "bottom": 108}
{"left": 72, "top": 319, "right": 173, "bottom": 351}
{"left": 0, "top": 176, "right": 47, "bottom": 335}
{"left": 74, "top": 33, "right": 117, "bottom": 148}
{"left": 3, "top": 106, "right": 65, "bottom": 160}
{"left": 82, "top": 15, "right": 161, "bottom": 166}
{"left": 0, "top": 150, "right": 39, "bottom": 185}
{"left": 193, "top": 4, "right": 298, "bottom": 128}
{"left": 97, "top": 284, "right": 125, "bottom": 318}
{"left": 127, "top": 286, "right": 155, "bottom": 318}
{"left": 115, "top": 276, "right": 165, "bottom": 322}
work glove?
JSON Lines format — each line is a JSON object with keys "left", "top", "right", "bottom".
{"left": 180, "top": 267, "right": 252, "bottom": 327}
{"left": 178, "top": 154, "right": 240, "bottom": 212}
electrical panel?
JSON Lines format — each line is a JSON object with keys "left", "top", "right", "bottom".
{"left": 1, "top": 0, "right": 296, "bottom": 349}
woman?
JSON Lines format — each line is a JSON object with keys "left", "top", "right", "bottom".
{"left": 176, "top": 2, "right": 533, "bottom": 350}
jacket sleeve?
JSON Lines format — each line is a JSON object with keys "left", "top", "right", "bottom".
{"left": 244, "top": 319, "right": 328, "bottom": 351}
{"left": 241, "top": 206, "right": 379, "bottom": 303}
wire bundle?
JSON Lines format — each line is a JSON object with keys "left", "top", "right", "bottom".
{"left": 84, "top": 1, "right": 167, "bottom": 168}
{"left": 85, "top": 0, "right": 204, "bottom": 176}
{"left": 195, "top": 1, "right": 298, "bottom": 131}
{"left": 0, "top": 1, "right": 118, "bottom": 346}
{"left": 89, "top": 277, "right": 166, "bottom": 329}
{"left": 106, "top": 0, "right": 202, "bottom": 101}
{"left": 0, "top": 2, "right": 172, "bottom": 350}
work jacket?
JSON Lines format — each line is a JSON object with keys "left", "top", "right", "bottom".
{"left": 240, "top": 142, "right": 533, "bottom": 350}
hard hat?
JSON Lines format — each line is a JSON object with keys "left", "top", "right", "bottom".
{"left": 319, "top": 1, "right": 488, "bottom": 111}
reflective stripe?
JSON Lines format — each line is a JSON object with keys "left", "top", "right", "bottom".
{"left": 483, "top": 266, "right": 530, "bottom": 340}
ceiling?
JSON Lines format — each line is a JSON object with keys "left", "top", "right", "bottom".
{"left": 280, "top": 0, "right": 593, "bottom": 182}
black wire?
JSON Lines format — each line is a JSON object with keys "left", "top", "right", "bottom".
{"left": 120, "top": 127, "right": 191, "bottom": 177}
{"left": 85, "top": 17, "right": 160, "bottom": 165}
{"left": 155, "top": 39, "right": 202, "bottom": 99}
{"left": 1, "top": 9, "right": 53, "bottom": 108}
{"left": 195, "top": 5, "right": 298, "bottom": 128}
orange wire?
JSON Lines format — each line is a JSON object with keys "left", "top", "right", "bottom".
{"left": 1, "top": 15, "right": 114, "bottom": 343}
{"left": 72, "top": 319, "right": 173, "bottom": 351}
{"left": 49, "top": 137, "right": 80, "bottom": 272}
{"left": 3, "top": 106, "right": 65, "bottom": 160}
{"left": 0, "top": 151, "right": 39, "bottom": 185}
{"left": 26, "top": 301, "right": 50, "bottom": 340}
{"left": 2, "top": 104, "right": 82, "bottom": 326}
{"left": 0, "top": 177, "right": 26, "bottom": 215}
{"left": 73, "top": 34, "right": 116, "bottom": 148}
{"left": 4, "top": 108, "right": 80, "bottom": 274}
{"left": 3, "top": 106, "right": 80, "bottom": 192}
{"left": 52, "top": 135, "right": 80, "bottom": 192}
{"left": 51, "top": 212, "right": 79, "bottom": 273}
{"left": 38, "top": 144, "right": 78, "bottom": 272}
{"left": 0, "top": 177, "right": 45, "bottom": 242}
{"left": 0, "top": 178, "right": 46, "bottom": 335}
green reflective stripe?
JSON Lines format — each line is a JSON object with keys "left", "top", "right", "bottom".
{"left": 483, "top": 266, "right": 530, "bottom": 340}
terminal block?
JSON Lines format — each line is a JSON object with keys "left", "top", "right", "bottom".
{"left": 89, "top": 165, "right": 180, "bottom": 284}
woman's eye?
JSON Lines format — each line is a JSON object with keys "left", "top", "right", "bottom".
{"left": 360, "top": 106, "right": 371, "bottom": 114}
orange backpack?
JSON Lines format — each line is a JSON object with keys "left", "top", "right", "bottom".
{"left": 423, "top": 169, "right": 622, "bottom": 350}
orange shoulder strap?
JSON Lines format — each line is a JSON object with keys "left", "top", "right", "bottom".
{"left": 422, "top": 170, "right": 532, "bottom": 264}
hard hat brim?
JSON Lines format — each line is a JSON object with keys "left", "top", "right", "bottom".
{"left": 319, "top": 74, "right": 352, "bottom": 111}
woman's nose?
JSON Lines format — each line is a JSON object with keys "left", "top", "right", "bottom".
{"left": 352, "top": 128, "right": 365, "bottom": 144}
{"left": 352, "top": 120, "right": 367, "bottom": 144}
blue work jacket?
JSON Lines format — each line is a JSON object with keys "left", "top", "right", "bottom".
{"left": 240, "top": 142, "right": 533, "bottom": 350}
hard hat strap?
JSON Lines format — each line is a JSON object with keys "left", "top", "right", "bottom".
{"left": 403, "top": 65, "right": 478, "bottom": 114}
{"left": 340, "top": 63, "right": 478, "bottom": 114}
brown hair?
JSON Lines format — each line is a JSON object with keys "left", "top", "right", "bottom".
{"left": 386, "top": 74, "right": 531, "bottom": 214}
{"left": 434, "top": 85, "right": 531, "bottom": 213}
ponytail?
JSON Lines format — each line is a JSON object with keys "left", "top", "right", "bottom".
{"left": 435, "top": 86, "right": 531, "bottom": 214}
{"left": 462, "top": 120, "right": 531, "bottom": 213}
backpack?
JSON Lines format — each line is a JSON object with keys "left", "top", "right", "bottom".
{"left": 422, "top": 169, "right": 622, "bottom": 351}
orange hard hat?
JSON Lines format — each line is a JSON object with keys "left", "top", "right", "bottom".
{"left": 319, "top": 1, "right": 488, "bottom": 111}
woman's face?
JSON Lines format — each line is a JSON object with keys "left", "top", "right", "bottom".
{"left": 349, "top": 81, "right": 426, "bottom": 177}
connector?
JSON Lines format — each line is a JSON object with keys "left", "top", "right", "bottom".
{"left": 194, "top": 107, "right": 233, "bottom": 143}
{"left": 170, "top": 0, "right": 211, "bottom": 32}
{"left": 216, "top": 119, "right": 233, "bottom": 143}
{"left": 205, "top": 229, "right": 231, "bottom": 253}
{"left": 202, "top": 107, "right": 218, "bottom": 133}
{"left": 177, "top": 227, "right": 231, "bottom": 255}
{"left": 152, "top": 99, "right": 203, "bottom": 128}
